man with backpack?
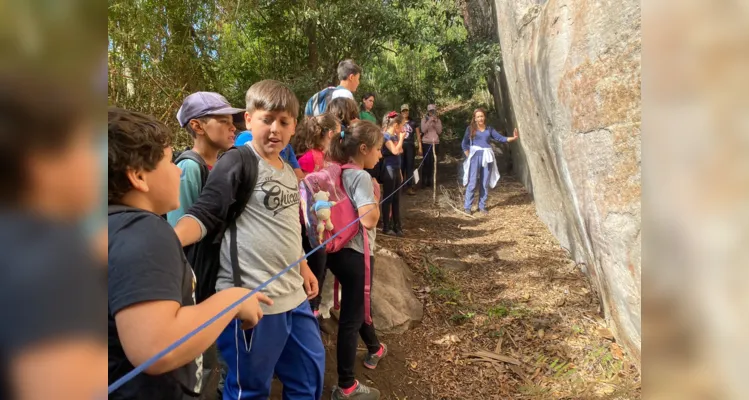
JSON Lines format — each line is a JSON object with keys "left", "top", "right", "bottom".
{"left": 305, "top": 59, "right": 362, "bottom": 117}
{"left": 166, "top": 92, "right": 244, "bottom": 227}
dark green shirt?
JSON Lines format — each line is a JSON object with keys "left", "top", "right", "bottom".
{"left": 359, "top": 110, "right": 377, "bottom": 125}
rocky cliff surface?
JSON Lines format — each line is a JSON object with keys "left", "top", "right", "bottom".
{"left": 465, "top": 0, "right": 641, "bottom": 361}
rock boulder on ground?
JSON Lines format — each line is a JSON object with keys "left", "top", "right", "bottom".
{"left": 431, "top": 248, "right": 470, "bottom": 272}
{"left": 319, "top": 248, "right": 424, "bottom": 334}
{"left": 372, "top": 249, "right": 424, "bottom": 334}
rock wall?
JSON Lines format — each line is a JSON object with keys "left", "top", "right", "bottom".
{"left": 476, "top": 0, "right": 642, "bottom": 361}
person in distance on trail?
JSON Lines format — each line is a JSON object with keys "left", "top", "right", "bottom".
{"left": 327, "top": 120, "right": 388, "bottom": 400}
{"left": 167, "top": 92, "right": 244, "bottom": 227}
{"left": 108, "top": 107, "right": 270, "bottom": 400}
{"left": 331, "top": 59, "right": 362, "bottom": 101}
{"left": 399, "top": 104, "right": 422, "bottom": 196}
{"left": 380, "top": 112, "right": 408, "bottom": 236}
{"left": 304, "top": 60, "right": 362, "bottom": 117}
{"left": 420, "top": 103, "right": 443, "bottom": 189}
{"left": 359, "top": 93, "right": 378, "bottom": 125}
{"left": 461, "top": 108, "right": 519, "bottom": 215}
{"left": 174, "top": 80, "right": 325, "bottom": 400}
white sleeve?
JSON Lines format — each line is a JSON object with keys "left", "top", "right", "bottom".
{"left": 331, "top": 88, "right": 354, "bottom": 100}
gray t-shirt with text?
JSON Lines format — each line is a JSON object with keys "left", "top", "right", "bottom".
{"left": 215, "top": 145, "right": 306, "bottom": 315}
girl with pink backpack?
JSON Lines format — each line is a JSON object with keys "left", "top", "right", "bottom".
{"left": 298, "top": 120, "right": 386, "bottom": 399}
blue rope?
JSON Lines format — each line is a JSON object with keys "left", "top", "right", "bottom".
{"left": 107, "top": 144, "right": 434, "bottom": 395}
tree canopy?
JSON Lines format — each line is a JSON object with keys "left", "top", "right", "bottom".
{"left": 108, "top": 0, "right": 501, "bottom": 146}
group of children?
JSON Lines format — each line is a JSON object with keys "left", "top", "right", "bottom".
{"left": 108, "top": 60, "right": 390, "bottom": 400}
{"left": 107, "top": 55, "right": 521, "bottom": 400}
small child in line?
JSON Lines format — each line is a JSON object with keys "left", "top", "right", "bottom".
{"left": 380, "top": 112, "right": 407, "bottom": 236}
{"left": 327, "top": 120, "right": 388, "bottom": 400}
{"left": 293, "top": 113, "right": 341, "bottom": 316}
{"left": 166, "top": 91, "right": 243, "bottom": 227}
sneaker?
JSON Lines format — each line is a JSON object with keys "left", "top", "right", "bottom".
{"left": 463, "top": 209, "right": 472, "bottom": 215}
{"left": 383, "top": 229, "right": 396, "bottom": 236}
{"left": 331, "top": 381, "right": 381, "bottom": 400}
{"left": 394, "top": 230, "right": 405, "bottom": 238}
{"left": 480, "top": 209, "right": 489, "bottom": 216}
{"left": 363, "top": 343, "right": 388, "bottom": 369}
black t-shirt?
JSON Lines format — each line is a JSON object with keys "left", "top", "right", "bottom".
{"left": 403, "top": 119, "right": 419, "bottom": 144}
{"left": 108, "top": 209, "right": 202, "bottom": 400}
{"left": 0, "top": 212, "right": 105, "bottom": 398}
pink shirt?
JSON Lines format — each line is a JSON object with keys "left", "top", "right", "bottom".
{"left": 298, "top": 149, "right": 326, "bottom": 173}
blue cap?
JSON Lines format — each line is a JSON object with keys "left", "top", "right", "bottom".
{"left": 176, "top": 92, "right": 245, "bottom": 127}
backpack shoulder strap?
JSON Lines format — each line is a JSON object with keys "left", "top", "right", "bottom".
{"left": 175, "top": 150, "right": 210, "bottom": 189}
{"left": 227, "top": 145, "right": 259, "bottom": 288}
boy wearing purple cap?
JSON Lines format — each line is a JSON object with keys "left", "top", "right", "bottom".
{"left": 166, "top": 92, "right": 244, "bottom": 226}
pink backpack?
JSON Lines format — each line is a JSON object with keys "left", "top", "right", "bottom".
{"left": 299, "top": 163, "right": 378, "bottom": 324}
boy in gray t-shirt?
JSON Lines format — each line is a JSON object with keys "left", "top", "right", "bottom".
{"left": 175, "top": 80, "right": 324, "bottom": 400}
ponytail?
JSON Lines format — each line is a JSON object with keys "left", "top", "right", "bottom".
{"left": 328, "top": 120, "right": 382, "bottom": 164}
{"left": 383, "top": 111, "right": 404, "bottom": 131}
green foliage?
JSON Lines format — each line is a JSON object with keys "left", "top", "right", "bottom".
{"left": 108, "top": 0, "right": 501, "bottom": 147}
{"left": 449, "top": 311, "right": 474, "bottom": 325}
{"left": 433, "top": 286, "right": 461, "bottom": 302}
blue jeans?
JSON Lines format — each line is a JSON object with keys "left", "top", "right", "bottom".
{"left": 216, "top": 301, "right": 325, "bottom": 400}
{"left": 464, "top": 155, "right": 492, "bottom": 211}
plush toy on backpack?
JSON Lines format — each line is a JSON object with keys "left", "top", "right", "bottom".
{"left": 312, "top": 191, "right": 336, "bottom": 243}
{"left": 299, "top": 163, "right": 361, "bottom": 251}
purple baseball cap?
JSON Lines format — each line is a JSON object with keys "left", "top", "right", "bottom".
{"left": 176, "top": 92, "right": 245, "bottom": 127}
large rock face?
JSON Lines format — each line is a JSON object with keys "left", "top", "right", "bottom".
{"left": 477, "top": 0, "right": 642, "bottom": 361}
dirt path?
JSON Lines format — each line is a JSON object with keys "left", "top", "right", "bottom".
{"left": 273, "top": 153, "right": 641, "bottom": 399}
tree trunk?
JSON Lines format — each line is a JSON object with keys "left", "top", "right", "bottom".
{"left": 305, "top": 0, "right": 319, "bottom": 72}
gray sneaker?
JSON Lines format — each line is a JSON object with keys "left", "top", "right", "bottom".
{"left": 331, "top": 381, "right": 381, "bottom": 400}
{"left": 363, "top": 343, "right": 387, "bottom": 369}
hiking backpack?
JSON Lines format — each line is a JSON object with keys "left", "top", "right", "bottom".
{"left": 184, "top": 145, "right": 259, "bottom": 303}
{"left": 304, "top": 86, "right": 337, "bottom": 117}
{"left": 299, "top": 163, "right": 380, "bottom": 324}
{"left": 161, "top": 150, "right": 210, "bottom": 221}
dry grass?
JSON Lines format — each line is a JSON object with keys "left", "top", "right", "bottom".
{"left": 368, "top": 158, "right": 642, "bottom": 399}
